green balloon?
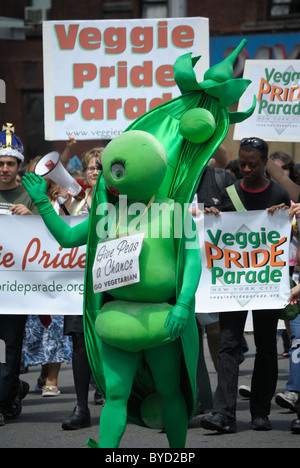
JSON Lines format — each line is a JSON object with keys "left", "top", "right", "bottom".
{"left": 179, "top": 108, "right": 216, "bottom": 144}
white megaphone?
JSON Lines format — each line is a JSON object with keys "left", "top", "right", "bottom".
{"left": 34, "top": 151, "right": 85, "bottom": 201}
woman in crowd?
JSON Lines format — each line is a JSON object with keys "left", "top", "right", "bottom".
{"left": 62, "top": 146, "right": 105, "bottom": 430}
{"left": 22, "top": 157, "right": 73, "bottom": 397}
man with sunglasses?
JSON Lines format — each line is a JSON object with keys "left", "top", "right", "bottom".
{"left": 201, "top": 137, "right": 290, "bottom": 433}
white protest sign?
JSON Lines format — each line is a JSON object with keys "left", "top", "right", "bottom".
{"left": 234, "top": 59, "right": 300, "bottom": 142}
{"left": 0, "top": 215, "right": 86, "bottom": 315}
{"left": 195, "top": 210, "right": 291, "bottom": 312}
{"left": 92, "top": 233, "right": 144, "bottom": 293}
{"left": 43, "top": 17, "right": 209, "bottom": 140}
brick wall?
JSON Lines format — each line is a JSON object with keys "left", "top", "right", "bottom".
{"left": 0, "top": 0, "right": 298, "bottom": 160}
{"left": 187, "top": 0, "right": 267, "bottom": 35}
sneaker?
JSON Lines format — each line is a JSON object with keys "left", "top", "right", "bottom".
{"left": 251, "top": 416, "right": 272, "bottom": 431}
{"left": 275, "top": 391, "right": 298, "bottom": 412}
{"left": 239, "top": 385, "right": 251, "bottom": 399}
{"left": 42, "top": 385, "right": 61, "bottom": 397}
{"left": 201, "top": 412, "right": 237, "bottom": 433}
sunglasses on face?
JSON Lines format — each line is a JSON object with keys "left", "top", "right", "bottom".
{"left": 240, "top": 138, "right": 266, "bottom": 150}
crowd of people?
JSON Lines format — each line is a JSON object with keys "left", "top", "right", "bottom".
{"left": 0, "top": 123, "right": 300, "bottom": 442}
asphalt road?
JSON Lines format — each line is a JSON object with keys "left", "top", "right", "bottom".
{"left": 0, "top": 332, "right": 299, "bottom": 449}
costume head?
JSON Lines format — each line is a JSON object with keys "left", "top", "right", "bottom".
{"left": 0, "top": 123, "right": 24, "bottom": 163}
{"left": 101, "top": 130, "right": 167, "bottom": 200}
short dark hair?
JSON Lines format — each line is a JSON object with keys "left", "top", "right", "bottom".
{"left": 239, "top": 137, "right": 268, "bottom": 161}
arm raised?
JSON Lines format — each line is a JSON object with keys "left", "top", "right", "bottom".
{"left": 23, "top": 173, "right": 88, "bottom": 248}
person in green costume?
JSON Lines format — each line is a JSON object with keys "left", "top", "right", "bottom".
{"left": 23, "top": 39, "right": 255, "bottom": 448}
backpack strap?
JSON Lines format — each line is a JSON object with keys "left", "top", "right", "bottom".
{"left": 226, "top": 184, "right": 246, "bottom": 212}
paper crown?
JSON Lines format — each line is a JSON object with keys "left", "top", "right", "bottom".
{"left": 0, "top": 123, "right": 24, "bottom": 162}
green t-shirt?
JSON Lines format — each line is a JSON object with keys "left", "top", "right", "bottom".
{"left": 0, "top": 185, "right": 38, "bottom": 214}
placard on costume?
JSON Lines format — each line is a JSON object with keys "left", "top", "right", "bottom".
{"left": 43, "top": 17, "right": 209, "bottom": 140}
{"left": 234, "top": 59, "right": 300, "bottom": 142}
{"left": 0, "top": 216, "right": 86, "bottom": 315}
{"left": 195, "top": 210, "right": 291, "bottom": 313}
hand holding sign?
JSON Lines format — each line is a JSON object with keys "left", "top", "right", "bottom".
{"left": 266, "top": 203, "right": 289, "bottom": 215}
{"left": 289, "top": 203, "right": 300, "bottom": 219}
{"left": 288, "top": 283, "right": 300, "bottom": 306}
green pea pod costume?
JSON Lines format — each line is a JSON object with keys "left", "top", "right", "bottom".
{"left": 83, "top": 39, "right": 255, "bottom": 427}
{"left": 23, "top": 39, "right": 255, "bottom": 447}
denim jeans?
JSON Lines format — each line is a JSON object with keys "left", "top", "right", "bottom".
{"left": 213, "top": 309, "right": 280, "bottom": 419}
{"left": 286, "top": 314, "right": 300, "bottom": 393}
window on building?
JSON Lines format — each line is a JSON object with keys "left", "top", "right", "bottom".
{"left": 141, "top": 0, "right": 168, "bottom": 18}
{"left": 25, "top": 0, "right": 51, "bottom": 24}
{"left": 269, "top": 0, "right": 300, "bottom": 17}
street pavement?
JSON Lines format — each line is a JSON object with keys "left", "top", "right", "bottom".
{"left": 0, "top": 332, "right": 299, "bottom": 449}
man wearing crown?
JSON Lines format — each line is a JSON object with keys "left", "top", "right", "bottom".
{"left": 0, "top": 123, "right": 37, "bottom": 214}
{"left": 0, "top": 124, "right": 38, "bottom": 427}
